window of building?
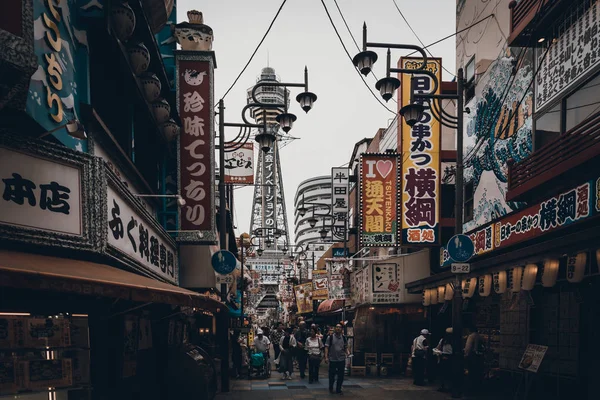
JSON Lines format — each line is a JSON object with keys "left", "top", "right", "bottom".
{"left": 464, "top": 181, "right": 474, "bottom": 223}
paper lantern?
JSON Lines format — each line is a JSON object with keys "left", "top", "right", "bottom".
{"left": 445, "top": 283, "right": 454, "bottom": 301}
{"left": 423, "top": 289, "right": 431, "bottom": 306}
{"left": 462, "top": 278, "right": 477, "bottom": 298}
{"left": 522, "top": 264, "right": 538, "bottom": 291}
{"left": 567, "top": 252, "right": 587, "bottom": 283}
{"left": 431, "top": 287, "right": 439, "bottom": 305}
{"left": 478, "top": 274, "right": 492, "bottom": 297}
{"left": 596, "top": 249, "right": 600, "bottom": 269}
{"left": 509, "top": 266, "right": 523, "bottom": 292}
{"left": 438, "top": 285, "right": 446, "bottom": 302}
{"left": 493, "top": 271, "right": 507, "bottom": 294}
{"left": 541, "top": 259, "right": 559, "bottom": 287}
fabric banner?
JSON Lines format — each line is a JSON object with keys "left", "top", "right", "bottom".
{"left": 295, "top": 283, "right": 313, "bottom": 314}
{"left": 312, "top": 269, "right": 329, "bottom": 300}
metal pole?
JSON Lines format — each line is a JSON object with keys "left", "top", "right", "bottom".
{"left": 218, "top": 99, "right": 230, "bottom": 393}
{"left": 240, "top": 235, "right": 244, "bottom": 319}
{"left": 451, "top": 68, "right": 465, "bottom": 399}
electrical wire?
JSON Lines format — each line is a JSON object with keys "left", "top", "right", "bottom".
{"left": 391, "top": 0, "right": 456, "bottom": 78}
{"left": 218, "top": 0, "right": 288, "bottom": 102}
{"left": 319, "top": 0, "right": 396, "bottom": 114}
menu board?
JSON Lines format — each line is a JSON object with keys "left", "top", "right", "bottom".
{"left": 518, "top": 344, "right": 548, "bottom": 373}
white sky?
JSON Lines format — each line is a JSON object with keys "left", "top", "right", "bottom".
{"left": 177, "top": 0, "right": 457, "bottom": 242}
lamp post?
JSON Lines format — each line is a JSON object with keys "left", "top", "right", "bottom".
{"left": 354, "top": 24, "right": 466, "bottom": 398}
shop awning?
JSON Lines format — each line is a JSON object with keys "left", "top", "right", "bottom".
{"left": 317, "top": 299, "right": 344, "bottom": 315}
{"left": 0, "top": 250, "right": 225, "bottom": 312}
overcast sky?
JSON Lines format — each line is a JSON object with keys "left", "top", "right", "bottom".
{"left": 177, "top": 0, "right": 456, "bottom": 242}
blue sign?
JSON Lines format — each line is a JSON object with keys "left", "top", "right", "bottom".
{"left": 211, "top": 250, "right": 237, "bottom": 275}
{"left": 332, "top": 248, "right": 348, "bottom": 258}
{"left": 446, "top": 234, "right": 475, "bottom": 262}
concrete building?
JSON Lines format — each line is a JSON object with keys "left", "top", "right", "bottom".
{"left": 294, "top": 175, "right": 334, "bottom": 248}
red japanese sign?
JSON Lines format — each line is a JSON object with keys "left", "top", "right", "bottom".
{"left": 359, "top": 154, "right": 399, "bottom": 247}
{"left": 176, "top": 57, "right": 215, "bottom": 239}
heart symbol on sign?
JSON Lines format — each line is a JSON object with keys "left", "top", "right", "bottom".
{"left": 376, "top": 160, "right": 393, "bottom": 178}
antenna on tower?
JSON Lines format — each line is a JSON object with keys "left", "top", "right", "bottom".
{"left": 267, "top": 50, "right": 270, "bottom": 67}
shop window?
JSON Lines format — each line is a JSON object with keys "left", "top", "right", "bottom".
{"left": 464, "top": 181, "right": 474, "bottom": 223}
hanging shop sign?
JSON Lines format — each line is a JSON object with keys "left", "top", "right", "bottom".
{"left": 468, "top": 177, "right": 599, "bottom": 256}
{"left": 331, "top": 167, "right": 350, "bottom": 241}
{"left": 399, "top": 57, "right": 442, "bottom": 245}
{"left": 224, "top": 142, "right": 254, "bottom": 185}
{"left": 176, "top": 54, "right": 216, "bottom": 243}
{"left": 359, "top": 153, "right": 400, "bottom": 247}
{"left": 327, "top": 262, "right": 351, "bottom": 300}
{"left": 312, "top": 269, "right": 329, "bottom": 300}
{"left": 294, "top": 283, "right": 313, "bottom": 314}
{"left": 371, "top": 263, "right": 401, "bottom": 304}
{"left": 535, "top": 0, "right": 600, "bottom": 112}
{"left": 106, "top": 180, "right": 178, "bottom": 284}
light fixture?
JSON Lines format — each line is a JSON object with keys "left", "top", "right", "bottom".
{"left": 308, "top": 216, "right": 318, "bottom": 228}
{"left": 282, "top": 246, "right": 288, "bottom": 254}
{"left": 493, "top": 271, "right": 507, "bottom": 294}
{"left": 296, "top": 91, "right": 318, "bottom": 113}
{"left": 265, "top": 238, "right": 273, "bottom": 248}
{"left": 399, "top": 103, "right": 425, "bottom": 127}
{"left": 437, "top": 285, "right": 446, "bottom": 302}
{"left": 478, "top": 275, "right": 492, "bottom": 297}
{"left": 375, "top": 77, "right": 400, "bottom": 102}
{"left": 422, "top": 289, "right": 431, "bottom": 306}
{"left": 275, "top": 112, "right": 297, "bottom": 133}
{"left": 176, "top": 195, "right": 186, "bottom": 207}
{"left": 274, "top": 230, "right": 282, "bottom": 239}
{"left": 319, "top": 227, "right": 328, "bottom": 240}
{"left": 538, "top": 37, "right": 546, "bottom": 43}
{"left": 522, "top": 264, "right": 538, "bottom": 291}
{"left": 255, "top": 131, "right": 276, "bottom": 153}
{"left": 134, "top": 194, "right": 186, "bottom": 208}
{"left": 431, "top": 288, "right": 439, "bottom": 305}
{"left": 298, "top": 205, "right": 308, "bottom": 217}
{"left": 38, "top": 119, "right": 88, "bottom": 140}
{"left": 541, "top": 258, "right": 559, "bottom": 287}
{"left": 567, "top": 252, "right": 587, "bottom": 283}
{"left": 510, "top": 266, "right": 523, "bottom": 292}
{"left": 289, "top": 255, "right": 295, "bottom": 262}
{"left": 256, "top": 248, "right": 264, "bottom": 256}
{"left": 462, "top": 278, "right": 477, "bottom": 298}
{"left": 444, "top": 283, "right": 453, "bottom": 301}
{"left": 352, "top": 50, "right": 378, "bottom": 76}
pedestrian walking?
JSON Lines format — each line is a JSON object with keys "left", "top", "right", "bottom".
{"left": 270, "top": 322, "right": 285, "bottom": 367}
{"left": 253, "top": 329, "right": 271, "bottom": 358}
{"left": 279, "top": 327, "right": 296, "bottom": 380}
{"left": 324, "top": 323, "right": 349, "bottom": 394}
{"left": 465, "top": 326, "right": 484, "bottom": 394}
{"left": 306, "top": 327, "right": 324, "bottom": 383}
{"left": 411, "top": 329, "right": 430, "bottom": 386}
{"left": 294, "top": 321, "right": 309, "bottom": 379}
{"left": 434, "top": 328, "right": 453, "bottom": 392}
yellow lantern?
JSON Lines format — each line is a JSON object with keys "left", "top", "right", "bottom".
{"left": 438, "top": 285, "right": 446, "bottom": 302}
{"left": 567, "top": 252, "right": 586, "bottom": 283}
{"left": 462, "top": 278, "right": 477, "bottom": 298}
{"left": 541, "top": 259, "right": 559, "bottom": 287}
{"left": 522, "top": 264, "right": 538, "bottom": 291}
{"left": 510, "top": 266, "right": 523, "bottom": 292}
{"left": 493, "top": 271, "right": 507, "bottom": 294}
{"left": 444, "top": 283, "right": 454, "bottom": 301}
{"left": 478, "top": 274, "right": 492, "bottom": 297}
{"left": 423, "top": 289, "right": 431, "bottom": 306}
{"left": 431, "top": 287, "right": 439, "bottom": 305}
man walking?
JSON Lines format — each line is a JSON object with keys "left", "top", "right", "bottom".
{"left": 324, "top": 324, "right": 349, "bottom": 394}
{"left": 294, "top": 321, "right": 309, "bottom": 379}
{"left": 270, "top": 323, "right": 285, "bottom": 367}
{"left": 412, "top": 329, "right": 430, "bottom": 386}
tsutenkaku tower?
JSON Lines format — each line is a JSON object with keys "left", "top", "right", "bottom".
{"left": 248, "top": 67, "right": 290, "bottom": 249}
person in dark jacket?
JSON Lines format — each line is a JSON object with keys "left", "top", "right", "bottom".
{"left": 294, "top": 321, "right": 309, "bottom": 379}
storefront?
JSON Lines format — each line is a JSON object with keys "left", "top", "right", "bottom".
{"left": 0, "top": 135, "right": 227, "bottom": 399}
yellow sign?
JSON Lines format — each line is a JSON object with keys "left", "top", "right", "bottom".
{"left": 399, "top": 57, "right": 442, "bottom": 245}
{"left": 294, "top": 283, "right": 313, "bottom": 314}
{"left": 312, "top": 270, "right": 329, "bottom": 300}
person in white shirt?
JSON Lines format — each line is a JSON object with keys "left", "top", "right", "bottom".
{"left": 305, "top": 327, "right": 324, "bottom": 383}
{"left": 253, "top": 329, "right": 271, "bottom": 356}
{"left": 411, "top": 329, "right": 430, "bottom": 386}
{"left": 434, "top": 328, "right": 453, "bottom": 392}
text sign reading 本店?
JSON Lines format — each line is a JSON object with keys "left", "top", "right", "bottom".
{"left": 0, "top": 147, "right": 82, "bottom": 236}
{"left": 224, "top": 142, "right": 254, "bottom": 185}
{"left": 399, "top": 57, "right": 442, "bottom": 245}
{"left": 331, "top": 167, "right": 350, "bottom": 241}
{"left": 177, "top": 57, "right": 216, "bottom": 241}
{"left": 359, "top": 154, "right": 399, "bottom": 247}
{"left": 535, "top": 0, "right": 600, "bottom": 112}
{"left": 107, "top": 186, "right": 178, "bottom": 284}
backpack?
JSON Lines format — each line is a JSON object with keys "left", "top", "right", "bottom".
{"left": 282, "top": 335, "right": 291, "bottom": 350}
{"left": 326, "top": 334, "right": 347, "bottom": 350}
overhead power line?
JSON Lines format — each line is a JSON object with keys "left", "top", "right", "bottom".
{"left": 219, "top": 0, "right": 288, "bottom": 102}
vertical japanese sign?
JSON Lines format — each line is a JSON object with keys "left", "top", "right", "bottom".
{"left": 224, "top": 142, "right": 254, "bottom": 185}
{"left": 176, "top": 54, "right": 216, "bottom": 242}
{"left": 262, "top": 147, "right": 276, "bottom": 230}
{"left": 331, "top": 167, "right": 350, "bottom": 241}
{"left": 399, "top": 57, "right": 442, "bottom": 245}
{"left": 295, "top": 283, "right": 313, "bottom": 314}
{"left": 312, "top": 269, "right": 329, "bottom": 301}
{"left": 359, "top": 154, "right": 400, "bottom": 247}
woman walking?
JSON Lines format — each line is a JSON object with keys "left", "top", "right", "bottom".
{"left": 278, "top": 327, "right": 296, "bottom": 380}
{"left": 306, "top": 327, "right": 324, "bottom": 383}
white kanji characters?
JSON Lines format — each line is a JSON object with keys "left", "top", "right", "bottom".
{"left": 184, "top": 116, "right": 205, "bottom": 136}
{"left": 183, "top": 91, "right": 205, "bottom": 113}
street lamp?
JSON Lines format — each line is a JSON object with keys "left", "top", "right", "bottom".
{"left": 355, "top": 23, "right": 465, "bottom": 398}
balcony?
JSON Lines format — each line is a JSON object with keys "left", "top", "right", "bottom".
{"left": 507, "top": 111, "right": 600, "bottom": 202}
{"left": 508, "top": 0, "right": 565, "bottom": 46}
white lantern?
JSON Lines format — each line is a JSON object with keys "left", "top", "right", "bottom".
{"left": 541, "top": 259, "right": 560, "bottom": 287}
{"left": 493, "top": 271, "right": 507, "bottom": 294}
{"left": 445, "top": 283, "right": 454, "bottom": 301}
{"left": 522, "top": 264, "right": 538, "bottom": 291}
{"left": 438, "top": 285, "right": 446, "bottom": 302}
{"left": 431, "top": 287, "right": 439, "bottom": 305}
{"left": 478, "top": 274, "right": 492, "bottom": 297}
{"left": 596, "top": 249, "right": 600, "bottom": 270}
{"left": 462, "top": 278, "right": 477, "bottom": 298}
{"left": 510, "top": 266, "right": 523, "bottom": 292}
{"left": 423, "top": 289, "right": 431, "bottom": 306}
{"left": 567, "top": 252, "right": 587, "bottom": 283}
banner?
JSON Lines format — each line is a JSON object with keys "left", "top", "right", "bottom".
{"left": 327, "top": 260, "right": 351, "bottom": 300}
{"left": 371, "top": 263, "right": 401, "bottom": 304}
{"left": 176, "top": 54, "right": 216, "bottom": 242}
{"left": 312, "top": 269, "right": 329, "bottom": 300}
{"left": 359, "top": 154, "right": 400, "bottom": 247}
{"left": 399, "top": 57, "right": 442, "bottom": 245}
{"left": 224, "top": 142, "right": 254, "bottom": 185}
{"left": 331, "top": 167, "right": 350, "bottom": 241}
{"left": 295, "top": 283, "right": 313, "bottom": 314}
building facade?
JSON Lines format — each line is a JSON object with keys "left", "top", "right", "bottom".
{"left": 294, "top": 175, "right": 334, "bottom": 248}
